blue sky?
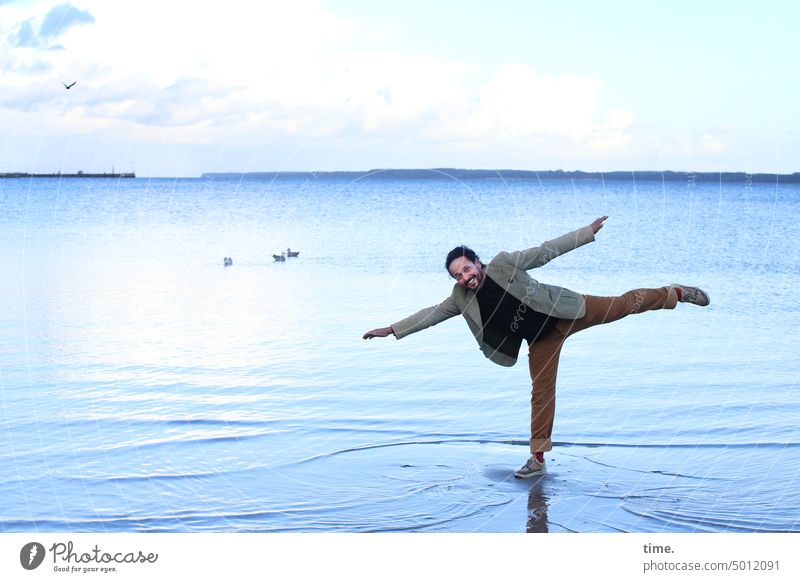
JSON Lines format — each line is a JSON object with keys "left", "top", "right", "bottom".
{"left": 1, "top": 0, "right": 798, "bottom": 177}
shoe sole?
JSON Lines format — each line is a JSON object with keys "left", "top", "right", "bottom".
{"left": 695, "top": 290, "right": 710, "bottom": 306}
{"left": 514, "top": 467, "right": 546, "bottom": 479}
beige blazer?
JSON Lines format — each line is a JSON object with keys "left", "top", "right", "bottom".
{"left": 391, "top": 225, "right": 596, "bottom": 367}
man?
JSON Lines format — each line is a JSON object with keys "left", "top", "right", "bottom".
{"left": 362, "top": 216, "right": 710, "bottom": 478}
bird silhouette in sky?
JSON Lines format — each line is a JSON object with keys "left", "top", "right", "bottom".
{"left": 62, "top": 81, "right": 77, "bottom": 90}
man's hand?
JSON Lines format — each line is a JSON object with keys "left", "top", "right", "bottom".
{"left": 590, "top": 215, "right": 608, "bottom": 234}
{"left": 362, "top": 326, "right": 394, "bottom": 339}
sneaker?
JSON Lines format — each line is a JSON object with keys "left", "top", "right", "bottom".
{"left": 514, "top": 455, "right": 546, "bottom": 479}
{"left": 671, "top": 284, "right": 710, "bottom": 307}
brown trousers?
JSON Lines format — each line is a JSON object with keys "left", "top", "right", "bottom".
{"left": 528, "top": 286, "right": 678, "bottom": 453}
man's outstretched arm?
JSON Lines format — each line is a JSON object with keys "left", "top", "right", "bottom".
{"left": 363, "top": 295, "right": 461, "bottom": 340}
{"left": 505, "top": 215, "right": 608, "bottom": 271}
{"left": 363, "top": 326, "right": 394, "bottom": 339}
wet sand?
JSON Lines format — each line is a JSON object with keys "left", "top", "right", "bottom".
{"left": 281, "top": 440, "right": 799, "bottom": 533}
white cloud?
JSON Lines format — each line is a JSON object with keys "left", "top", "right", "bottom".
{"left": 3, "top": 3, "right": 629, "bottom": 138}
{"left": 458, "top": 64, "right": 602, "bottom": 138}
{"left": 7, "top": 2, "right": 94, "bottom": 49}
{"left": 701, "top": 132, "right": 724, "bottom": 153}
{"left": 72, "top": 0, "right": 358, "bottom": 87}
{"left": 430, "top": 64, "right": 634, "bottom": 157}
{"left": 586, "top": 110, "right": 635, "bottom": 152}
{"left": 0, "top": 0, "right": 638, "bottom": 174}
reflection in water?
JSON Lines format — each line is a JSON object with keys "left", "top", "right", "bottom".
{"left": 526, "top": 477, "right": 549, "bottom": 533}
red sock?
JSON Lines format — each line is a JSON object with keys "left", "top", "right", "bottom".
{"left": 535, "top": 452, "right": 544, "bottom": 463}
{"left": 673, "top": 287, "right": 682, "bottom": 300}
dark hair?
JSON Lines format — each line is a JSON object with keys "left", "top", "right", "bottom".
{"left": 445, "top": 245, "right": 479, "bottom": 272}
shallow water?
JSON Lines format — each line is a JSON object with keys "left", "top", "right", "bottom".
{"left": 1, "top": 174, "right": 798, "bottom": 532}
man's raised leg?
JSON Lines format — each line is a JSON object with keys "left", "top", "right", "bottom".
{"left": 559, "top": 286, "right": 679, "bottom": 337}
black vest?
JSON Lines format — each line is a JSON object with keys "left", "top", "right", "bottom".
{"left": 476, "top": 275, "right": 559, "bottom": 357}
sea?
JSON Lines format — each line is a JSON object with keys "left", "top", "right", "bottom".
{"left": 1, "top": 172, "right": 798, "bottom": 533}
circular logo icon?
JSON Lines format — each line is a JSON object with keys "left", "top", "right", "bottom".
{"left": 20, "top": 542, "right": 46, "bottom": 570}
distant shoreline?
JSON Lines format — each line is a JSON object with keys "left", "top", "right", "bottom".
{"left": 200, "top": 169, "right": 800, "bottom": 183}
{"left": 3, "top": 169, "right": 798, "bottom": 182}
{"left": 0, "top": 172, "right": 135, "bottom": 179}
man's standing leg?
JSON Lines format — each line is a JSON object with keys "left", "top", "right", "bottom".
{"left": 514, "top": 329, "right": 567, "bottom": 478}
{"left": 527, "top": 329, "right": 567, "bottom": 456}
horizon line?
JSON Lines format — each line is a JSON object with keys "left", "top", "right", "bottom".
{"left": 4, "top": 168, "right": 799, "bottom": 181}
{"left": 197, "top": 168, "right": 800, "bottom": 182}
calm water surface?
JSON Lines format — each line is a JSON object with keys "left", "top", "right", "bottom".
{"left": 1, "top": 174, "right": 798, "bottom": 532}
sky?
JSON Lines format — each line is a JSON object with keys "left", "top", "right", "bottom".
{"left": 1, "top": 0, "right": 798, "bottom": 177}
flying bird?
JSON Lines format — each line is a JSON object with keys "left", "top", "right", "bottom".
{"left": 62, "top": 81, "right": 77, "bottom": 90}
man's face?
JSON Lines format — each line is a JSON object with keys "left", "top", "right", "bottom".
{"left": 448, "top": 256, "right": 484, "bottom": 290}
